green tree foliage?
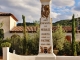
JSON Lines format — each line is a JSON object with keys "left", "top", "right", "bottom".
{"left": 63, "top": 40, "right": 71, "bottom": 55}
{"left": 0, "top": 22, "right": 4, "bottom": 40}
{"left": 0, "top": 22, "right": 3, "bottom": 28}
{"left": 76, "top": 42, "right": 80, "bottom": 55}
{"left": 1, "top": 42, "right": 11, "bottom": 47}
{"left": 17, "top": 23, "right": 35, "bottom": 26}
{"left": 0, "top": 29, "right": 4, "bottom": 40}
{"left": 0, "top": 22, "right": 4, "bottom": 56}
{"left": 22, "top": 15, "right": 27, "bottom": 55}
{"left": 33, "top": 21, "right": 40, "bottom": 26}
{"left": 26, "top": 29, "right": 39, "bottom": 55}
{"left": 31, "top": 29, "right": 39, "bottom": 54}
{"left": 0, "top": 40, "right": 3, "bottom": 56}
{"left": 53, "top": 18, "right": 78, "bottom": 27}
{"left": 53, "top": 25, "right": 65, "bottom": 50}
{"left": 10, "top": 34, "right": 23, "bottom": 54}
{"left": 72, "top": 14, "right": 77, "bottom": 56}
{"left": 17, "top": 20, "right": 40, "bottom": 26}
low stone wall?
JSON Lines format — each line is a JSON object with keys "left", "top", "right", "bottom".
{"left": 9, "top": 53, "right": 80, "bottom": 60}
{"left": 56, "top": 56, "right": 80, "bottom": 60}
{"left": 9, "top": 53, "right": 36, "bottom": 60}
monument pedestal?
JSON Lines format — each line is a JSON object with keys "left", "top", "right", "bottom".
{"left": 36, "top": 53, "right": 56, "bottom": 60}
{"left": 38, "top": 53, "right": 56, "bottom": 56}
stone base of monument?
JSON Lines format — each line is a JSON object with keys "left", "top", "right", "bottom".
{"left": 36, "top": 53, "right": 56, "bottom": 60}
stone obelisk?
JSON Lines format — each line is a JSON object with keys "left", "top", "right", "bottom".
{"left": 39, "top": 0, "right": 55, "bottom": 56}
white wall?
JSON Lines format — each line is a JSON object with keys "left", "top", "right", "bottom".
{"left": 0, "top": 16, "right": 10, "bottom": 39}
{"left": 56, "top": 56, "right": 80, "bottom": 60}
{"left": 10, "top": 16, "right": 17, "bottom": 30}
{"left": 9, "top": 53, "right": 80, "bottom": 60}
{"left": 0, "top": 16, "right": 18, "bottom": 39}
{"left": 4, "top": 32, "right": 37, "bottom": 39}
{"left": 0, "top": 16, "right": 10, "bottom": 32}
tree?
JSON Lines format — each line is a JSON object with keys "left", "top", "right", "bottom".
{"left": 22, "top": 15, "right": 27, "bottom": 55}
{"left": 26, "top": 28, "right": 39, "bottom": 55}
{"left": 10, "top": 34, "right": 23, "bottom": 54}
{"left": 72, "top": 14, "right": 77, "bottom": 56}
{"left": 76, "top": 42, "right": 80, "bottom": 55}
{"left": 63, "top": 40, "right": 71, "bottom": 55}
{"left": 33, "top": 20, "right": 40, "bottom": 26}
{"left": 0, "top": 22, "right": 4, "bottom": 40}
{"left": 0, "top": 22, "right": 3, "bottom": 28}
{"left": 53, "top": 24, "right": 65, "bottom": 50}
{"left": 0, "top": 22, "right": 4, "bottom": 56}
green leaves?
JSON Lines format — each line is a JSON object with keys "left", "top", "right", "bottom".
{"left": 0, "top": 29, "right": 4, "bottom": 40}
{"left": 1, "top": 42, "right": 11, "bottom": 47}
{"left": 10, "top": 34, "right": 23, "bottom": 54}
{"left": 0, "top": 22, "right": 4, "bottom": 40}
{"left": 72, "top": 14, "right": 77, "bottom": 56}
{"left": 0, "top": 22, "right": 3, "bottom": 28}
{"left": 53, "top": 24, "right": 65, "bottom": 50}
{"left": 22, "top": 15, "right": 27, "bottom": 55}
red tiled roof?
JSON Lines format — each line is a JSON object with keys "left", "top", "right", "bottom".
{"left": 0, "top": 12, "right": 18, "bottom": 21}
{"left": 10, "top": 26, "right": 38, "bottom": 33}
{"left": 63, "top": 26, "right": 72, "bottom": 32}
{"left": 10, "top": 26, "right": 77, "bottom": 33}
{"left": 52, "top": 26, "right": 73, "bottom": 32}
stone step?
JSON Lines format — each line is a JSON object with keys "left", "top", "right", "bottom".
{"left": 35, "top": 56, "right": 56, "bottom": 60}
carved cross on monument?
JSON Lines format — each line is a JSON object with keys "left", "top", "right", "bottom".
{"left": 39, "top": 0, "right": 55, "bottom": 56}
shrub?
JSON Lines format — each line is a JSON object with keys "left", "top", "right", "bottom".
{"left": 10, "top": 34, "right": 23, "bottom": 54}
{"left": 76, "top": 41, "right": 80, "bottom": 55}
{"left": 63, "top": 40, "right": 71, "bottom": 55}
{"left": 53, "top": 25, "right": 65, "bottom": 50}
{"left": 1, "top": 42, "right": 11, "bottom": 47}
{"left": 0, "top": 29, "right": 4, "bottom": 40}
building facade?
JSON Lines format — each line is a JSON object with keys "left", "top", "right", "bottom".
{"left": 0, "top": 12, "right": 80, "bottom": 41}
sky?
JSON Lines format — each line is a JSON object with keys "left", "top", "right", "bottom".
{"left": 0, "top": 0, "right": 80, "bottom": 23}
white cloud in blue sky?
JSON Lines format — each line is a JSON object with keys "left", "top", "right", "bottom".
{"left": 0, "top": 0, "right": 80, "bottom": 23}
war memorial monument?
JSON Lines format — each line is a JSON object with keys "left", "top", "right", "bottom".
{"left": 36, "top": 0, "right": 56, "bottom": 59}
{"left": 39, "top": 0, "right": 55, "bottom": 55}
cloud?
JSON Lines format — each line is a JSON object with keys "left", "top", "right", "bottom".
{"left": 0, "top": 0, "right": 76, "bottom": 23}
{"left": 52, "top": 14, "right": 72, "bottom": 23}
{"left": 52, "top": 0, "right": 75, "bottom": 7}
{"left": 51, "top": 12, "right": 60, "bottom": 18}
{"left": 72, "top": 9, "right": 80, "bottom": 18}
{"left": 73, "top": 2, "right": 80, "bottom": 11}
{"left": 74, "top": 8, "right": 80, "bottom": 12}
{"left": 71, "top": 2, "right": 80, "bottom": 18}
{"left": 0, "top": 0, "right": 41, "bottom": 23}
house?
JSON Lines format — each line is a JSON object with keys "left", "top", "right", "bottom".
{"left": 0, "top": 12, "right": 80, "bottom": 41}
{"left": 0, "top": 12, "right": 38, "bottom": 39}
{"left": 0, "top": 12, "right": 18, "bottom": 39}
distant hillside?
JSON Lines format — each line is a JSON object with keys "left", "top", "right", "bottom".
{"left": 17, "top": 18, "right": 80, "bottom": 27}
{"left": 53, "top": 19, "right": 79, "bottom": 27}
{"left": 17, "top": 22, "right": 35, "bottom": 26}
